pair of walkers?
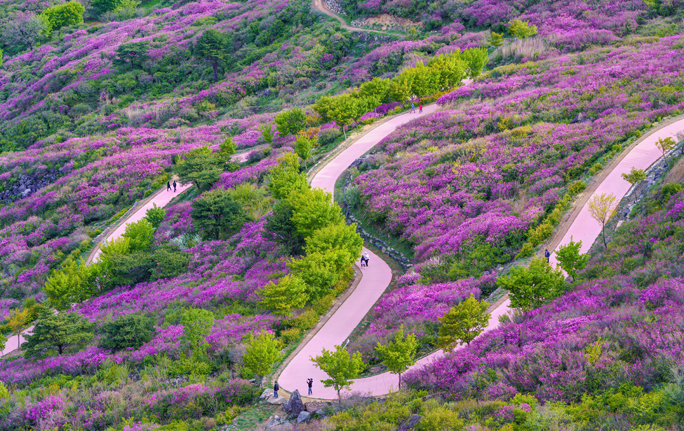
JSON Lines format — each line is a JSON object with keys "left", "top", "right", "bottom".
{"left": 273, "top": 379, "right": 313, "bottom": 398}
{"left": 360, "top": 251, "right": 370, "bottom": 268}
{"left": 166, "top": 181, "right": 177, "bottom": 192}
{"left": 410, "top": 103, "right": 423, "bottom": 114}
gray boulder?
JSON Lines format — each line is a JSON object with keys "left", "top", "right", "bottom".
{"left": 399, "top": 414, "right": 422, "bottom": 430}
{"left": 297, "top": 411, "right": 311, "bottom": 423}
{"left": 284, "top": 389, "right": 305, "bottom": 416}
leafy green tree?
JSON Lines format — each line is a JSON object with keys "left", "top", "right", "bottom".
{"left": 621, "top": 167, "right": 647, "bottom": 190}
{"left": 6, "top": 308, "right": 29, "bottom": 351}
{"left": 0, "top": 332, "right": 6, "bottom": 356}
{"left": 508, "top": 19, "right": 538, "bottom": 38}
{"left": 311, "top": 345, "right": 365, "bottom": 404}
{"left": 497, "top": 258, "right": 566, "bottom": 311}
{"left": 655, "top": 136, "right": 675, "bottom": 156}
{"left": 98, "top": 314, "right": 155, "bottom": 351}
{"left": 148, "top": 244, "right": 191, "bottom": 281}
{"left": 555, "top": 237, "right": 589, "bottom": 281}
{"left": 191, "top": 189, "right": 248, "bottom": 240}
{"left": 93, "top": 0, "right": 123, "bottom": 12}
{"left": 426, "top": 50, "right": 467, "bottom": 88}
{"left": 274, "top": 108, "right": 307, "bottom": 137}
{"left": 375, "top": 325, "right": 418, "bottom": 389}
{"left": 113, "top": 41, "right": 149, "bottom": 71}
{"left": 267, "top": 154, "right": 309, "bottom": 200}
{"left": 303, "top": 223, "right": 363, "bottom": 274}
{"left": 294, "top": 131, "right": 315, "bottom": 168}
{"left": 44, "top": 259, "right": 95, "bottom": 310}
{"left": 358, "top": 77, "right": 391, "bottom": 101}
{"left": 259, "top": 123, "right": 275, "bottom": 145}
{"left": 122, "top": 218, "right": 155, "bottom": 252}
{"left": 220, "top": 137, "right": 237, "bottom": 158}
{"left": 100, "top": 244, "right": 189, "bottom": 289}
{"left": 174, "top": 147, "right": 225, "bottom": 191}
{"left": 41, "top": 1, "right": 84, "bottom": 31}
{"left": 195, "top": 29, "right": 227, "bottom": 81}
{"left": 437, "top": 294, "right": 490, "bottom": 350}
{"left": 2, "top": 14, "right": 49, "bottom": 50}
{"left": 145, "top": 203, "right": 166, "bottom": 228}
{"left": 258, "top": 275, "right": 309, "bottom": 316}
{"left": 180, "top": 308, "right": 215, "bottom": 351}
{"left": 243, "top": 332, "right": 282, "bottom": 385}
{"left": 462, "top": 47, "right": 489, "bottom": 78}
{"left": 588, "top": 192, "right": 618, "bottom": 248}
{"left": 287, "top": 252, "right": 340, "bottom": 300}
{"left": 488, "top": 32, "right": 504, "bottom": 47}
{"left": 388, "top": 74, "right": 414, "bottom": 103}
{"left": 286, "top": 188, "right": 344, "bottom": 239}
{"left": 263, "top": 203, "right": 306, "bottom": 255}
{"left": 23, "top": 308, "right": 94, "bottom": 358}
{"left": 324, "top": 94, "right": 372, "bottom": 138}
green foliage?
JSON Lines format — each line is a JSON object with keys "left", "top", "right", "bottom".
{"left": 488, "top": 32, "right": 504, "bottom": 47}
{"left": 437, "top": 294, "right": 490, "bottom": 349}
{"left": 294, "top": 131, "right": 315, "bottom": 167}
{"left": 274, "top": 107, "right": 307, "bottom": 136}
{"left": 195, "top": 29, "right": 228, "bottom": 81}
{"left": 303, "top": 223, "right": 363, "bottom": 273}
{"left": 41, "top": 1, "right": 84, "bottom": 32}
{"left": 99, "top": 244, "right": 190, "bottom": 288}
{"left": 528, "top": 222, "right": 553, "bottom": 247}
{"left": 508, "top": 19, "right": 538, "bottom": 39}
{"left": 263, "top": 203, "right": 306, "bottom": 256}
{"left": 0, "top": 382, "right": 8, "bottom": 400}
{"left": 113, "top": 42, "right": 149, "bottom": 71}
{"left": 555, "top": 237, "right": 589, "bottom": 280}
{"left": 0, "top": 332, "right": 7, "bottom": 354}
{"left": 655, "top": 136, "right": 675, "bottom": 155}
{"left": 258, "top": 274, "right": 308, "bottom": 316}
{"left": 449, "top": 243, "right": 510, "bottom": 280}
{"left": 122, "top": 218, "right": 155, "bottom": 252}
{"left": 98, "top": 313, "right": 155, "bottom": 351}
{"left": 461, "top": 47, "right": 489, "bottom": 78}
{"left": 145, "top": 203, "right": 166, "bottom": 228}
{"left": 258, "top": 123, "right": 275, "bottom": 144}
{"left": 568, "top": 180, "right": 587, "bottom": 195}
{"left": 375, "top": 325, "right": 419, "bottom": 389}
{"left": 311, "top": 344, "right": 365, "bottom": 403}
{"left": 23, "top": 308, "right": 94, "bottom": 358}
{"left": 286, "top": 188, "right": 344, "bottom": 238}
{"left": 267, "top": 154, "right": 308, "bottom": 200}
{"left": 497, "top": 257, "right": 567, "bottom": 311}
{"left": 44, "top": 259, "right": 95, "bottom": 310}
{"left": 180, "top": 308, "right": 214, "bottom": 351}
{"left": 174, "top": 146, "right": 231, "bottom": 191}
{"left": 220, "top": 137, "right": 237, "bottom": 158}
{"left": 93, "top": 0, "right": 123, "bottom": 12}
{"left": 622, "top": 167, "right": 647, "bottom": 186}
{"left": 417, "top": 400, "right": 464, "bottom": 431}
{"left": 243, "top": 332, "right": 282, "bottom": 382}
{"left": 191, "top": 189, "right": 248, "bottom": 240}
{"left": 287, "top": 252, "right": 339, "bottom": 300}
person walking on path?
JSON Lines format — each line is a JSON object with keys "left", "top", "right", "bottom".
{"left": 410, "top": 103, "right": 415, "bottom": 113}
{"left": 360, "top": 254, "right": 366, "bottom": 268}
{"left": 173, "top": 180, "right": 177, "bottom": 192}
{"left": 307, "top": 378, "right": 313, "bottom": 396}
{"left": 544, "top": 249, "right": 550, "bottom": 263}
{"left": 274, "top": 381, "right": 279, "bottom": 398}
{"left": 166, "top": 181, "right": 171, "bottom": 192}
{"left": 419, "top": 104, "right": 423, "bottom": 113}
{"left": 363, "top": 251, "right": 370, "bottom": 267}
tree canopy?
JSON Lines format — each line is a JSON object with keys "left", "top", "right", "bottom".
{"left": 497, "top": 258, "right": 566, "bottom": 311}
{"left": 23, "top": 308, "right": 94, "bottom": 358}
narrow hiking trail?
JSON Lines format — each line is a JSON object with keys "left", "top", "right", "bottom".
{"left": 1, "top": 151, "right": 254, "bottom": 357}
{"left": 311, "top": 0, "right": 392, "bottom": 35}
{"left": 277, "top": 112, "right": 684, "bottom": 400}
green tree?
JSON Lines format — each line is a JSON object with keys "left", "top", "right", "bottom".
{"left": 461, "top": 47, "right": 489, "bottom": 78}
{"left": 294, "top": 131, "right": 315, "bottom": 168}
{"left": 243, "top": 332, "right": 282, "bottom": 385}
{"left": 180, "top": 308, "right": 215, "bottom": 351}
{"left": 23, "top": 308, "right": 94, "bottom": 358}
{"left": 263, "top": 203, "right": 306, "bottom": 255}
{"left": 303, "top": 223, "right": 363, "bottom": 274}
{"left": 122, "top": 218, "right": 155, "bottom": 252}
{"left": 358, "top": 77, "right": 391, "bottom": 101}
{"left": 497, "top": 258, "right": 566, "bottom": 311}
{"left": 555, "top": 237, "right": 589, "bottom": 281}
{"left": 258, "top": 275, "right": 309, "bottom": 316}
{"left": 488, "top": 32, "right": 504, "bottom": 47}
{"left": 6, "top": 308, "right": 29, "bottom": 351}
{"left": 195, "top": 29, "right": 227, "bottom": 81}
{"left": 621, "top": 167, "right": 647, "bottom": 189}
{"left": 145, "top": 203, "right": 166, "bottom": 228}
{"left": 388, "top": 73, "right": 414, "bottom": 103}
{"left": 41, "top": 1, "right": 84, "bottom": 32}
{"left": 287, "top": 251, "right": 340, "bottom": 300}
{"left": 274, "top": 108, "right": 307, "bottom": 137}
{"left": 44, "top": 259, "right": 95, "bottom": 310}
{"left": 325, "top": 94, "right": 371, "bottom": 138}
{"left": 191, "top": 189, "right": 248, "bottom": 240}
{"left": 437, "top": 294, "right": 490, "bottom": 350}
{"left": 655, "top": 136, "right": 675, "bottom": 156}
{"left": 174, "top": 146, "right": 229, "bottom": 191}
{"left": 588, "top": 192, "right": 618, "bottom": 248}
{"left": 311, "top": 345, "right": 365, "bottom": 404}
{"left": 267, "top": 154, "right": 309, "bottom": 200}
{"left": 375, "top": 325, "right": 418, "bottom": 389}
{"left": 508, "top": 19, "right": 538, "bottom": 39}
{"left": 286, "top": 188, "right": 344, "bottom": 239}
{"left": 259, "top": 123, "right": 275, "bottom": 145}
{"left": 113, "top": 41, "right": 149, "bottom": 71}
{"left": 98, "top": 314, "right": 155, "bottom": 351}
{"left": 0, "top": 332, "right": 6, "bottom": 356}
{"left": 219, "top": 137, "right": 237, "bottom": 159}
{"left": 93, "top": 0, "right": 123, "bottom": 12}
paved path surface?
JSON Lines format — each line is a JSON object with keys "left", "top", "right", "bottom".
{"left": 278, "top": 111, "right": 684, "bottom": 399}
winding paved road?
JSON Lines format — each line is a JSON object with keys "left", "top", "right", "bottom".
{"left": 277, "top": 111, "right": 684, "bottom": 399}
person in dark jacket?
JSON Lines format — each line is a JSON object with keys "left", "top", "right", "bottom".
{"left": 167, "top": 181, "right": 171, "bottom": 191}
{"left": 173, "top": 180, "right": 177, "bottom": 192}
{"left": 544, "top": 249, "right": 550, "bottom": 263}
{"left": 307, "top": 378, "right": 313, "bottom": 396}
{"left": 274, "top": 381, "right": 279, "bottom": 398}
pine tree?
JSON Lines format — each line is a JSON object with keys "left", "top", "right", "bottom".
{"left": 195, "top": 29, "right": 227, "bottom": 81}
{"left": 437, "top": 294, "right": 490, "bottom": 350}
{"left": 23, "top": 308, "right": 94, "bottom": 358}
{"left": 375, "top": 325, "right": 418, "bottom": 389}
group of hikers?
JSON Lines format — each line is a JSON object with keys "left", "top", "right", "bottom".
{"left": 410, "top": 102, "right": 423, "bottom": 114}
{"left": 166, "top": 181, "right": 177, "bottom": 192}
{"left": 273, "top": 378, "right": 314, "bottom": 398}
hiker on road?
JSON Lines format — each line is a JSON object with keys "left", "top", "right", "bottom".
{"left": 544, "top": 249, "right": 550, "bottom": 263}
{"left": 307, "top": 378, "right": 313, "bottom": 396}
{"left": 274, "top": 381, "right": 279, "bottom": 398}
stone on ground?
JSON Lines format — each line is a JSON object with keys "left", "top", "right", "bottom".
{"left": 284, "top": 389, "right": 305, "bottom": 416}
{"left": 297, "top": 411, "right": 311, "bottom": 423}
